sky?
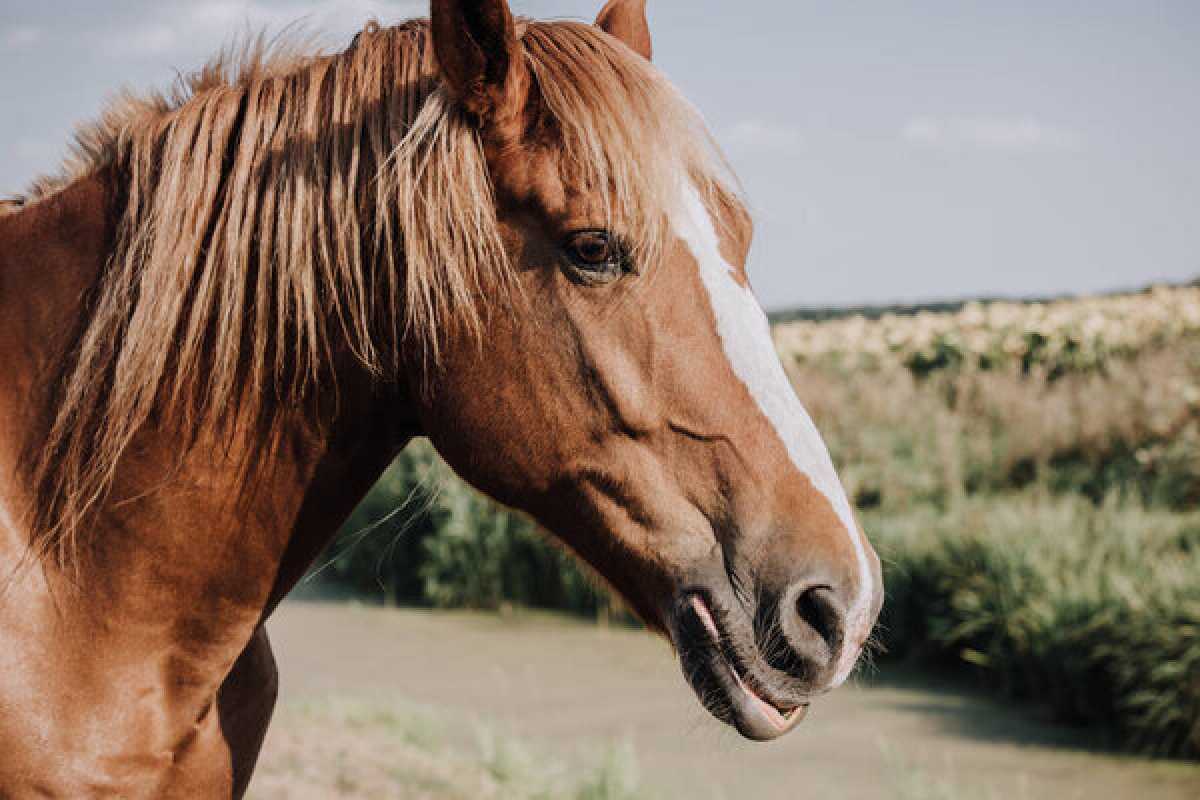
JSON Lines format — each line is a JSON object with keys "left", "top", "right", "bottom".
{"left": 1, "top": 1, "right": 1197, "bottom": 310}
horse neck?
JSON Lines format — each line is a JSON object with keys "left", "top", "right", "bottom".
{"left": 0, "top": 169, "right": 407, "bottom": 678}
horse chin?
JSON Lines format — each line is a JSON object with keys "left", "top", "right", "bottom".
{"left": 673, "top": 593, "right": 810, "bottom": 742}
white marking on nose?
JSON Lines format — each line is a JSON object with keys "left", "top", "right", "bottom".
{"left": 672, "top": 184, "right": 874, "bottom": 687}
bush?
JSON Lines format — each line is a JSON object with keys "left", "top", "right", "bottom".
{"left": 317, "top": 443, "right": 444, "bottom": 606}
{"left": 316, "top": 441, "right": 616, "bottom": 620}
{"left": 870, "top": 493, "right": 1200, "bottom": 758}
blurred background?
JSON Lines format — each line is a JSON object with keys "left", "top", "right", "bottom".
{"left": 3, "top": 2, "right": 1198, "bottom": 798}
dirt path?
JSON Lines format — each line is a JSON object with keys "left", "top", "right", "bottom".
{"left": 254, "top": 602, "right": 1199, "bottom": 799}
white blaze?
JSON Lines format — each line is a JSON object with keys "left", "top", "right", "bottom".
{"left": 672, "top": 184, "right": 874, "bottom": 686}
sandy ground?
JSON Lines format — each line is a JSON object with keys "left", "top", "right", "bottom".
{"left": 251, "top": 602, "right": 1200, "bottom": 799}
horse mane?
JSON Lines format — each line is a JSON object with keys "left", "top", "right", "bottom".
{"left": 25, "top": 17, "right": 735, "bottom": 564}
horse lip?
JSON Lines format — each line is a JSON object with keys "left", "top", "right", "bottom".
{"left": 681, "top": 593, "right": 809, "bottom": 741}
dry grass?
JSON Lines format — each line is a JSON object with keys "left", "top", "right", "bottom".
{"left": 791, "top": 344, "right": 1200, "bottom": 510}
{"left": 250, "top": 694, "right": 646, "bottom": 800}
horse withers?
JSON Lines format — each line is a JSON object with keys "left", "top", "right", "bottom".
{"left": 0, "top": 1, "right": 882, "bottom": 795}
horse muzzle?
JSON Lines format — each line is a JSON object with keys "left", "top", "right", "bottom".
{"left": 669, "top": 578, "right": 861, "bottom": 741}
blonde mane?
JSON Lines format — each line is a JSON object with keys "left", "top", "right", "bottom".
{"left": 27, "top": 17, "right": 734, "bottom": 562}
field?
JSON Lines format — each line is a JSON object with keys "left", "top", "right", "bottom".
{"left": 248, "top": 603, "right": 1200, "bottom": 799}
{"left": 777, "top": 286, "right": 1200, "bottom": 758}
{"left": 313, "top": 283, "right": 1200, "bottom": 762}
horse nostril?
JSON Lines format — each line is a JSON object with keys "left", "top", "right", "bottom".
{"left": 758, "top": 581, "right": 848, "bottom": 684}
{"left": 769, "top": 582, "right": 846, "bottom": 681}
{"left": 793, "top": 585, "right": 845, "bottom": 656}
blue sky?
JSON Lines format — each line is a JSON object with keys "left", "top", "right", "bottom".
{"left": 2, "top": 1, "right": 1197, "bottom": 309}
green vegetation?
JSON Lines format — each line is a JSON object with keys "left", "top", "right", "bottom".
{"left": 784, "top": 285, "right": 1200, "bottom": 759}
{"left": 311, "top": 284, "right": 1200, "bottom": 759}
{"left": 871, "top": 495, "right": 1200, "bottom": 758}
{"left": 249, "top": 695, "right": 649, "bottom": 799}
{"left": 314, "top": 442, "right": 615, "bottom": 619}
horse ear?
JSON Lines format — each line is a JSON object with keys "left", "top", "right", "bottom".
{"left": 595, "top": 0, "right": 652, "bottom": 61}
{"left": 431, "top": 0, "right": 525, "bottom": 123}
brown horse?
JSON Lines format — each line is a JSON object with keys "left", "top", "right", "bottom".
{"left": 0, "top": 1, "right": 882, "bottom": 795}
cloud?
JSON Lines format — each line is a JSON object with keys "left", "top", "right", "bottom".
{"left": 901, "top": 115, "right": 1079, "bottom": 153}
{"left": 724, "top": 119, "right": 802, "bottom": 153}
{"left": 3, "top": 26, "right": 43, "bottom": 49}
{"left": 182, "top": 1, "right": 373, "bottom": 34}
{"left": 98, "top": 24, "right": 180, "bottom": 57}
{"left": 93, "top": 0, "right": 424, "bottom": 60}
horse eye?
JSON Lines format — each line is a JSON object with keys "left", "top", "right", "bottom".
{"left": 563, "top": 230, "right": 630, "bottom": 284}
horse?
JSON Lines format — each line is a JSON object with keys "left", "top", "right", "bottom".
{"left": 0, "top": 1, "right": 882, "bottom": 795}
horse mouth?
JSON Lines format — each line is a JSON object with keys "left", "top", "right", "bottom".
{"left": 676, "top": 593, "right": 809, "bottom": 741}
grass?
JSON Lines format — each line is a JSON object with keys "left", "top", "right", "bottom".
{"left": 792, "top": 346, "right": 1200, "bottom": 512}
{"left": 878, "top": 740, "right": 1017, "bottom": 800}
{"left": 783, "top": 321, "right": 1200, "bottom": 759}
{"left": 868, "top": 492, "right": 1200, "bottom": 758}
{"left": 249, "top": 694, "right": 651, "bottom": 800}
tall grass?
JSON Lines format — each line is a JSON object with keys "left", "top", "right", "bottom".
{"left": 314, "top": 441, "right": 615, "bottom": 619}
{"left": 793, "top": 346, "right": 1200, "bottom": 511}
{"left": 869, "top": 494, "right": 1200, "bottom": 757}
{"left": 784, "top": 303, "right": 1200, "bottom": 758}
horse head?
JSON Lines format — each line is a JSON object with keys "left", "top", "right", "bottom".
{"left": 411, "top": 0, "right": 883, "bottom": 741}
